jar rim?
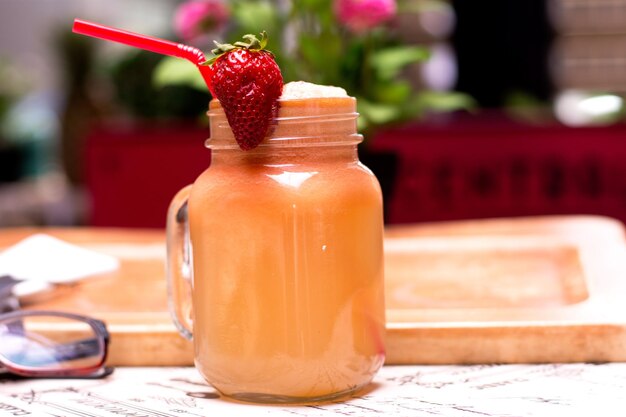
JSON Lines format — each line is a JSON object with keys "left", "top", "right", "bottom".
{"left": 207, "top": 96, "right": 356, "bottom": 111}
{"left": 206, "top": 97, "right": 362, "bottom": 149}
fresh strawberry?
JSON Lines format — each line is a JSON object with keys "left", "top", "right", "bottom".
{"left": 206, "top": 32, "right": 283, "bottom": 151}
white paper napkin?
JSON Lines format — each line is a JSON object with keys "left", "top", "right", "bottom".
{"left": 0, "top": 233, "right": 120, "bottom": 285}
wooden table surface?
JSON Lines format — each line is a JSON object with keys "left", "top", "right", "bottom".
{"left": 2, "top": 215, "right": 626, "bottom": 366}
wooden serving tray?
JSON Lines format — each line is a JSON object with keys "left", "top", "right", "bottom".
{"left": 3, "top": 215, "right": 626, "bottom": 365}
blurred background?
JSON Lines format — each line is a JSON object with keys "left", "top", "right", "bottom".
{"left": 0, "top": 0, "right": 625, "bottom": 228}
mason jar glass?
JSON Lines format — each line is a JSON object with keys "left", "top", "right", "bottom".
{"left": 167, "top": 95, "right": 385, "bottom": 403}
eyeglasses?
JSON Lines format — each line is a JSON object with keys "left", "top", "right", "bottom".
{"left": 0, "top": 310, "right": 112, "bottom": 378}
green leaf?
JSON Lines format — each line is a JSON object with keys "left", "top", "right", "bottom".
{"left": 370, "top": 46, "right": 430, "bottom": 80}
{"left": 398, "top": 0, "right": 453, "bottom": 14}
{"left": 357, "top": 114, "right": 369, "bottom": 132}
{"left": 232, "top": 1, "right": 278, "bottom": 35}
{"left": 358, "top": 99, "right": 402, "bottom": 125}
{"left": 297, "top": 32, "right": 342, "bottom": 84}
{"left": 412, "top": 91, "right": 477, "bottom": 113}
{"left": 372, "top": 81, "right": 411, "bottom": 104}
{"left": 295, "top": 0, "right": 332, "bottom": 11}
{"left": 297, "top": 34, "right": 321, "bottom": 75}
{"left": 152, "top": 56, "right": 207, "bottom": 91}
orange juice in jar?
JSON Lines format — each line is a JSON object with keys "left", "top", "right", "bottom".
{"left": 167, "top": 82, "right": 385, "bottom": 403}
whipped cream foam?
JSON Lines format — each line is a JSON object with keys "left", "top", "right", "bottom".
{"left": 280, "top": 81, "right": 349, "bottom": 100}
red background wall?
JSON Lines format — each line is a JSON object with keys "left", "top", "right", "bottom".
{"left": 85, "top": 120, "right": 626, "bottom": 228}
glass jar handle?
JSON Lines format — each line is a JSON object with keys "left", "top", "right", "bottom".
{"left": 166, "top": 185, "right": 194, "bottom": 340}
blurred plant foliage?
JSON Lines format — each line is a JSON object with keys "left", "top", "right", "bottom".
{"left": 152, "top": 0, "right": 474, "bottom": 135}
{"left": 0, "top": 58, "right": 27, "bottom": 128}
{"left": 112, "top": 51, "right": 211, "bottom": 120}
{"left": 0, "top": 58, "right": 32, "bottom": 142}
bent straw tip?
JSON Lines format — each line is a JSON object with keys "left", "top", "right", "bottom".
{"left": 72, "top": 18, "right": 93, "bottom": 34}
{"left": 72, "top": 18, "right": 85, "bottom": 25}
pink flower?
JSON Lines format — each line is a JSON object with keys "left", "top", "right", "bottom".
{"left": 174, "top": 0, "right": 230, "bottom": 42}
{"left": 334, "top": 0, "right": 397, "bottom": 33}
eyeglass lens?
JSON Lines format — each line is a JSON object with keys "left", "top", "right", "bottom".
{"left": 0, "top": 314, "right": 104, "bottom": 372}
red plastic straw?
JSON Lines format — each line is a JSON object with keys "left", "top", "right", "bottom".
{"left": 72, "top": 19, "right": 213, "bottom": 92}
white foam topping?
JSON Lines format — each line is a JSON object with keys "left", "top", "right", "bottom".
{"left": 280, "top": 81, "right": 349, "bottom": 99}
